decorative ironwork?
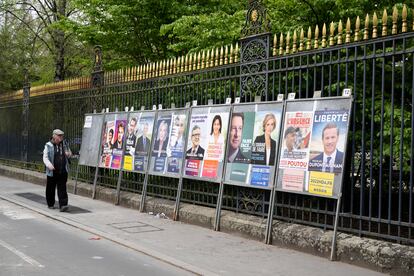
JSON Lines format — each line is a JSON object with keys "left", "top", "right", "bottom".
{"left": 240, "top": 33, "right": 270, "bottom": 99}
{"left": 91, "top": 45, "right": 104, "bottom": 88}
{"left": 21, "top": 69, "right": 30, "bottom": 162}
{"left": 241, "top": 0, "right": 270, "bottom": 37}
{"left": 237, "top": 188, "right": 266, "bottom": 213}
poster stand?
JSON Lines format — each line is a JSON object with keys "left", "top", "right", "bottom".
{"left": 92, "top": 112, "right": 107, "bottom": 199}
{"left": 73, "top": 161, "right": 80, "bottom": 194}
{"left": 139, "top": 108, "right": 159, "bottom": 212}
{"left": 173, "top": 104, "right": 192, "bottom": 221}
{"left": 214, "top": 105, "right": 233, "bottom": 231}
{"left": 330, "top": 192, "right": 342, "bottom": 261}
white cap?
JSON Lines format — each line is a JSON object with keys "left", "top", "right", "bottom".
{"left": 52, "top": 129, "right": 64, "bottom": 136}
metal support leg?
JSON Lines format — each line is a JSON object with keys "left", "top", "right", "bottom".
{"left": 330, "top": 193, "right": 342, "bottom": 261}
{"left": 92, "top": 167, "right": 99, "bottom": 199}
{"left": 214, "top": 182, "right": 224, "bottom": 231}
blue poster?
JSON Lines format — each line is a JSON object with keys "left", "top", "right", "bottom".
{"left": 154, "top": 157, "right": 166, "bottom": 172}
{"left": 250, "top": 165, "right": 270, "bottom": 187}
{"left": 134, "top": 156, "right": 145, "bottom": 171}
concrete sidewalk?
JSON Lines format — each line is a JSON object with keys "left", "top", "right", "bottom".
{"left": 0, "top": 175, "right": 384, "bottom": 276}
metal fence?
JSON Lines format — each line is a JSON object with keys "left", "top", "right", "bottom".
{"left": 0, "top": 3, "right": 413, "bottom": 245}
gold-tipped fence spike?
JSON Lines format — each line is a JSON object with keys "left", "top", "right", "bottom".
{"left": 293, "top": 30, "right": 297, "bottom": 53}
{"left": 337, "top": 20, "right": 343, "bottom": 45}
{"left": 286, "top": 32, "right": 290, "bottom": 54}
{"left": 215, "top": 48, "right": 219, "bottom": 67}
{"left": 392, "top": 6, "right": 397, "bottom": 35}
{"left": 346, "top": 18, "right": 351, "bottom": 43}
{"left": 273, "top": 34, "right": 277, "bottom": 56}
{"left": 202, "top": 50, "right": 206, "bottom": 69}
{"left": 306, "top": 27, "right": 312, "bottom": 50}
{"left": 373, "top": 12, "right": 378, "bottom": 38}
{"left": 225, "top": 45, "right": 229, "bottom": 65}
{"left": 329, "top": 22, "right": 335, "bottom": 46}
{"left": 314, "top": 25, "right": 319, "bottom": 49}
{"left": 197, "top": 52, "right": 201, "bottom": 70}
{"left": 206, "top": 50, "right": 210, "bottom": 68}
{"left": 402, "top": 5, "right": 407, "bottom": 32}
{"left": 182, "top": 55, "right": 185, "bottom": 72}
{"left": 355, "top": 16, "right": 361, "bottom": 41}
{"left": 364, "top": 14, "right": 370, "bottom": 40}
{"left": 383, "top": 9, "right": 388, "bottom": 36}
{"left": 229, "top": 45, "right": 233, "bottom": 64}
{"left": 220, "top": 46, "right": 224, "bottom": 66}
{"left": 299, "top": 28, "right": 304, "bottom": 51}
{"left": 322, "top": 23, "right": 327, "bottom": 48}
{"left": 176, "top": 57, "right": 180, "bottom": 73}
{"left": 235, "top": 43, "right": 239, "bottom": 63}
{"left": 279, "top": 33, "right": 284, "bottom": 55}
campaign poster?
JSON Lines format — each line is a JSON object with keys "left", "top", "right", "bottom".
{"left": 185, "top": 113, "right": 207, "bottom": 176}
{"left": 149, "top": 110, "right": 188, "bottom": 177}
{"left": 123, "top": 113, "right": 140, "bottom": 171}
{"left": 110, "top": 119, "right": 127, "bottom": 169}
{"left": 224, "top": 103, "right": 283, "bottom": 189}
{"left": 308, "top": 110, "right": 348, "bottom": 174}
{"left": 122, "top": 112, "right": 155, "bottom": 172}
{"left": 275, "top": 97, "right": 352, "bottom": 199}
{"left": 99, "top": 120, "right": 115, "bottom": 168}
{"left": 183, "top": 106, "right": 230, "bottom": 182}
{"left": 133, "top": 114, "right": 155, "bottom": 172}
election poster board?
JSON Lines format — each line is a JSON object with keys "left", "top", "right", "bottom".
{"left": 275, "top": 96, "right": 352, "bottom": 198}
{"left": 122, "top": 111, "right": 156, "bottom": 173}
{"left": 148, "top": 108, "right": 188, "bottom": 178}
{"left": 79, "top": 113, "right": 104, "bottom": 167}
{"left": 183, "top": 105, "right": 231, "bottom": 183}
{"left": 224, "top": 102, "right": 283, "bottom": 189}
{"left": 99, "top": 112, "right": 128, "bottom": 170}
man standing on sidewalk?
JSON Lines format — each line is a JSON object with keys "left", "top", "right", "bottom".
{"left": 42, "top": 129, "right": 72, "bottom": 212}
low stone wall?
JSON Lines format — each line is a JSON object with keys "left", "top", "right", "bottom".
{"left": 0, "top": 164, "right": 413, "bottom": 275}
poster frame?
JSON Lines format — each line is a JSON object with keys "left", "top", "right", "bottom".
{"left": 74, "top": 112, "right": 105, "bottom": 194}
{"left": 181, "top": 103, "right": 232, "bottom": 183}
{"left": 273, "top": 95, "right": 353, "bottom": 200}
{"left": 215, "top": 100, "right": 284, "bottom": 231}
{"left": 115, "top": 109, "right": 157, "bottom": 204}
{"left": 222, "top": 100, "right": 285, "bottom": 190}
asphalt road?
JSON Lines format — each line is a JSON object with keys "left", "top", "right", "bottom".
{"left": 0, "top": 199, "right": 193, "bottom": 276}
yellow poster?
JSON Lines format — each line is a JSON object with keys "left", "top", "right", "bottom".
{"left": 123, "top": 156, "right": 133, "bottom": 171}
{"left": 308, "top": 171, "right": 334, "bottom": 196}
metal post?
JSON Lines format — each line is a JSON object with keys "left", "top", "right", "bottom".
{"left": 92, "top": 167, "right": 99, "bottom": 199}
{"left": 264, "top": 189, "right": 277, "bottom": 244}
{"left": 330, "top": 193, "right": 342, "bottom": 261}
{"left": 73, "top": 161, "right": 80, "bottom": 194}
{"left": 214, "top": 182, "right": 225, "bottom": 231}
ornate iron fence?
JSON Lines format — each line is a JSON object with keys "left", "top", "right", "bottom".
{"left": 0, "top": 2, "right": 413, "bottom": 245}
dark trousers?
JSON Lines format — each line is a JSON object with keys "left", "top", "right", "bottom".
{"left": 46, "top": 172, "right": 68, "bottom": 208}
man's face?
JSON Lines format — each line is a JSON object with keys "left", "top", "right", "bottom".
{"left": 118, "top": 126, "right": 124, "bottom": 142}
{"left": 143, "top": 124, "right": 148, "bottom": 136}
{"left": 191, "top": 128, "right": 201, "bottom": 147}
{"left": 53, "top": 134, "right": 63, "bottom": 144}
{"left": 230, "top": 116, "right": 243, "bottom": 150}
{"left": 322, "top": 127, "right": 338, "bottom": 155}
{"left": 285, "top": 132, "right": 296, "bottom": 150}
{"left": 128, "top": 119, "right": 136, "bottom": 134}
{"left": 177, "top": 119, "right": 185, "bottom": 136}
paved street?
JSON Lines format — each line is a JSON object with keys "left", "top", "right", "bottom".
{"left": 0, "top": 175, "right": 386, "bottom": 276}
{"left": 0, "top": 199, "right": 192, "bottom": 276}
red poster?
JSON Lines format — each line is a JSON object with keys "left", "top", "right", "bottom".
{"left": 201, "top": 160, "right": 219, "bottom": 178}
{"left": 185, "top": 159, "right": 200, "bottom": 176}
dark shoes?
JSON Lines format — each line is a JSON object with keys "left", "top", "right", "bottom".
{"left": 60, "top": 205, "right": 69, "bottom": 212}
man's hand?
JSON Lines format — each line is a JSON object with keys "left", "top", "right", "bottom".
{"left": 47, "top": 164, "right": 55, "bottom": 171}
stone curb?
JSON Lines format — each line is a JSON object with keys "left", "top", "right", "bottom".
{"left": 1, "top": 164, "right": 413, "bottom": 275}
